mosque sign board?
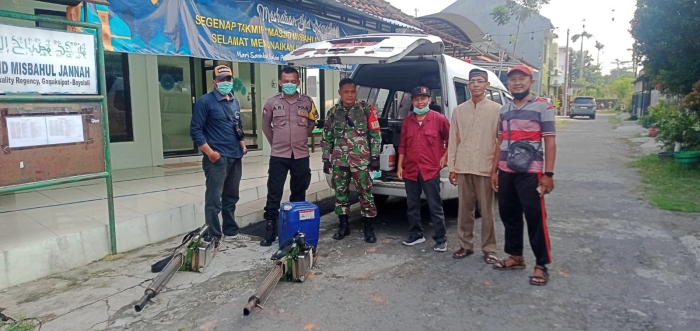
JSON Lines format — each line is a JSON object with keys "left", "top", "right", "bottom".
{"left": 0, "top": 24, "right": 97, "bottom": 94}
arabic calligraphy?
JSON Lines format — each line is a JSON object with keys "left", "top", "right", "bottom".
{"left": 0, "top": 34, "right": 87, "bottom": 59}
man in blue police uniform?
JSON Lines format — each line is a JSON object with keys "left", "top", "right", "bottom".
{"left": 190, "top": 64, "right": 249, "bottom": 241}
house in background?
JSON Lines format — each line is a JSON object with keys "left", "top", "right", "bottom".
{"left": 632, "top": 69, "right": 675, "bottom": 116}
{"left": 416, "top": 13, "right": 540, "bottom": 89}
{"left": 440, "top": 0, "right": 557, "bottom": 95}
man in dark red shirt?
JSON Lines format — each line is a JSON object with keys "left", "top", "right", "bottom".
{"left": 397, "top": 86, "right": 450, "bottom": 252}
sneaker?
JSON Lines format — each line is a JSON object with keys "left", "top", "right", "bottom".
{"left": 402, "top": 234, "right": 426, "bottom": 246}
{"left": 433, "top": 242, "right": 447, "bottom": 252}
{"left": 224, "top": 234, "right": 250, "bottom": 242}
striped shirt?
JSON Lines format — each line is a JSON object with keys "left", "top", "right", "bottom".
{"left": 497, "top": 95, "right": 556, "bottom": 173}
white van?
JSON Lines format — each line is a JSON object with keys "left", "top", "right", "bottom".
{"left": 284, "top": 34, "right": 512, "bottom": 203}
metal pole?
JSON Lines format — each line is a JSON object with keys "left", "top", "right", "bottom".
{"left": 563, "top": 29, "right": 570, "bottom": 116}
{"left": 0, "top": 172, "right": 110, "bottom": 194}
{"left": 497, "top": 49, "right": 505, "bottom": 78}
{"left": 0, "top": 96, "right": 104, "bottom": 103}
{"left": 95, "top": 22, "right": 118, "bottom": 255}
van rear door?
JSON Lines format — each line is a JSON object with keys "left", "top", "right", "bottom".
{"left": 283, "top": 34, "right": 444, "bottom": 66}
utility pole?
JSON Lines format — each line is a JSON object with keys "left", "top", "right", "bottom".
{"left": 563, "top": 29, "right": 570, "bottom": 116}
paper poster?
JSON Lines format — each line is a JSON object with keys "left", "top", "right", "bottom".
{"left": 6, "top": 116, "right": 48, "bottom": 148}
{"left": 5, "top": 115, "right": 84, "bottom": 148}
{"left": 46, "top": 115, "right": 84, "bottom": 145}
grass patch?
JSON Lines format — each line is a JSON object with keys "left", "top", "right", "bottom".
{"left": 609, "top": 116, "right": 622, "bottom": 124}
{"left": 101, "top": 253, "right": 125, "bottom": 262}
{"left": 0, "top": 318, "right": 40, "bottom": 331}
{"left": 598, "top": 109, "right": 619, "bottom": 114}
{"left": 630, "top": 154, "right": 700, "bottom": 212}
{"left": 555, "top": 119, "right": 570, "bottom": 128}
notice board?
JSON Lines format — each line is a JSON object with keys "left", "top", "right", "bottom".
{"left": 0, "top": 102, "right": 104, "bottom": 187}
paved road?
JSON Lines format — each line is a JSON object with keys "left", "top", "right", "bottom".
{"left": 108, "top": 115, "right": 700, "bottom": 331}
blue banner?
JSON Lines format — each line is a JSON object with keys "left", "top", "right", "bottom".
{"left": 84, "top": 0, "right": 365, "bottom": 69}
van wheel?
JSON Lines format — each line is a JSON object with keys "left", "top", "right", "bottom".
{"left": 590, "top": 115, "right": 596, "bottom": 120}
{"left": 570, "top": 115, "right": 574, "bottom": 119}
{"left": 373, "top": 195, "right": 389, "bottom": 205}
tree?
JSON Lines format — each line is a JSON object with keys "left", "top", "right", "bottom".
{"left": 631, "top": 0, "right": 700, "bottom": 94}
{"left": 594, "top": 41, "right": 604, "bottom": 65}
{"left": 607, "top": 68, "right": 635, "bottom": 83}
{"left": 569, "top": 49, "right": 602, "bottom": 84}
{"left": 610, "top": 77, "right": 635, "bottom": 102}
{"left": 490, "top": 0, "right": 551, "bottom": 56}
{"left": 571, "top": 31, "right": 593, "bottom": 79}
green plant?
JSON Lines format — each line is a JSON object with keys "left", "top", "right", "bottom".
{"left": 653, "top": 101, "right": 700, "bottom": 151}
{"left": 0, "top": 318, "right": 39, "bottom": 331}
{"left": 638, "top": 114, "right": 656, "bottom": 128}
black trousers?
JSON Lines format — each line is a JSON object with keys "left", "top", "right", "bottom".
{"left": 498, "top": 171, "right": 552, "bottom": 266}
{"left": 203, "top": 156, "right": 242, "bottom": 238}
{"left": 405, "top": 173, "right": 447, "bottom": 244}
{"left": 263, "top": 155, "right": 311, "bottom": 221}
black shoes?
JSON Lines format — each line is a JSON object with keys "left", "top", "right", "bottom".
{"left": 333, "top": 215, "right": 377, "bottom": 243}
{"left": 259, "top": 220, "right": 277, "bottom": 247}
{"left": 332, "top": 215, "right": 351, "bottom": 240}
{"left": 363, "top": 217, "right": 376, "bottom": 243}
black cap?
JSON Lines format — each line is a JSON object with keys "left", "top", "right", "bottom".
{"left": 469, "top": 69, "right": 488, "bottom": 80}
{"left": 411, "top": 86, "right": 431, "bottom": 98}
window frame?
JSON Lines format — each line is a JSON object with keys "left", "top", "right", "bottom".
{"left": 103, "top": 52, "right": 134, "bottom": 142}
{"left": 453, "top": 79, "right": 472, "bottom": 105}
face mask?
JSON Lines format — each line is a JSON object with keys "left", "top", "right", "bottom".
{"left": 413, "top": 106, "right": 430, "bottom": 115}
{"left": 282, "top": 83, "right": 298, "bottom": 95}
{"left": 512, "top": 90, "right": 531, "bottom": 101}
{"left": 216, "top": 82, "right": 233, "bottom": 95}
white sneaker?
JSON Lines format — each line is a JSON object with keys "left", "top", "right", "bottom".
{"left": 402, "top": 235, "right": 426, "bottom": 246}
{"left": 224, "top": 234, "right": 250, "bottom": 242}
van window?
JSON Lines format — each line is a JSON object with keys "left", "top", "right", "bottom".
{"left": 429, "top": 89, "right": 443, "bottom": 113}
{"left": 484, "top": 90, "right": 494, "bottom": 101}
{"left": 454, "top": 81, "right": 471, "bottom": 105}
{"left": 386, "top": 91, "right": 413, "bottom": 120}
{"left": 490, "top": 90, "right": 503, "bottom": 105}
{"left": 356, "top": 85, "right": 391, "bottom": 112}
{"left": 376, "top": 89, "right": 391, "bottom": 113}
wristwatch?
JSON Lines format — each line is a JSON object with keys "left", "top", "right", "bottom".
{"left": 544, "top": 172, "right": 554, "bottom": 178}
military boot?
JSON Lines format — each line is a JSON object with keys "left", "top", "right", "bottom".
{"left": 363, "top": 217, "right": 376, "bottom": 243}
{"left": 259, "top": 220, "right": 277, "bottom": 247}
{"left": 332, "top": 215, "right": 351, "bottom": 240}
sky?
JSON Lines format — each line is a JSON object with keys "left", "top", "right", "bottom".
{"left": 388, "top": 0, "right": 637, "bottom": 74}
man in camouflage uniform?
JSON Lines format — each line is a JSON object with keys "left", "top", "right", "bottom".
{"left": 321, "top": 78, "right": 381, "bottom": 243}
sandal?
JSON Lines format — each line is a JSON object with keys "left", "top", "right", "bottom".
{"left": 484, "top": 253, "right": 499, "bottom": 265}
{"left": 493, "top": 256, "right": 526, "bottom": 270}
{"left": 452, "top": 248, "right": 474, "bottom": 259}
{"left": 530, "top": 265, "right": 549, "bottom": 286}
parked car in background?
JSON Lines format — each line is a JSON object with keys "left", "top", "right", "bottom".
{"left": 570, "top": 96, "right": 597, "bottom": 119}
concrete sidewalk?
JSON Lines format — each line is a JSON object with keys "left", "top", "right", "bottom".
{"left": 0, "top": 152, "right": 328, "bottom": 290}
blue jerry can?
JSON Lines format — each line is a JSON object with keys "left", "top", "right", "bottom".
{"left": 278, "top": 202, "right": 320, "bottom": 250}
